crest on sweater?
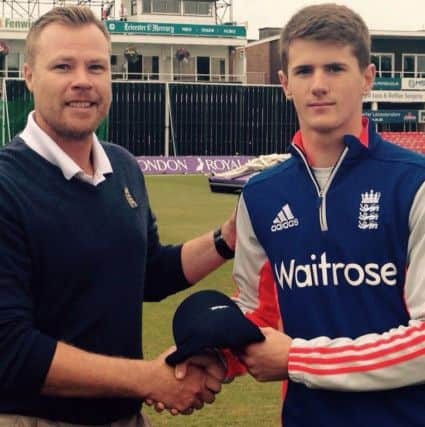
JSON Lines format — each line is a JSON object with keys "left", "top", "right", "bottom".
{"left": 124, "top": 187, "right": 138, "bottom": 208}
{"left": 358, "top": 190, "right": 380, "bottom": 230}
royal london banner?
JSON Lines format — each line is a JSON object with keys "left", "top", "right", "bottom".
{"left": 137, "top": 156, "right": 254, "bottom": 175}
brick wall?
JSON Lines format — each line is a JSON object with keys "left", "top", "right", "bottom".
{"left": 246, "top": 43, "right": 270, "bottom": 84}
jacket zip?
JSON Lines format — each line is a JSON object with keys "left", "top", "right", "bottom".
{"left": 292, "top": 145, "right": 349, "bottom": 231}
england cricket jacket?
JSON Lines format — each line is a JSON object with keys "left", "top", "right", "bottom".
{"left": 233, "top": 122, "right": 425, "bottom": 427}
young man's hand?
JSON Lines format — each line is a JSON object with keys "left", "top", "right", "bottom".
{"left": 237, "top": 327, "right": 292, "bottom": 382}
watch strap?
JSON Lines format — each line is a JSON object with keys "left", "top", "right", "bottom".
{"left": 213, "top": 228, "right": 235, "bottom": 259}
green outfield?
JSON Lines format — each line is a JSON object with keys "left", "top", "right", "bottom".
{"left": 143, "top": 175, "right": 281, "bottom": 426}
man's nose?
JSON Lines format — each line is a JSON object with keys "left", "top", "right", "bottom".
{"left": 71, "top": 67, "right": 93, "bottom": 89}
{"left": 311, "top": 70, "right": 329, "bottom": 96}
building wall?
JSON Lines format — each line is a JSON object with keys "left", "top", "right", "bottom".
{"left": 245, "top": 34, "right": 425, "bottom": 83}
{"left": 269, "top": 38, "right": 281, "bottom": 85}
{"left": 245, "top": 43, "right": 270, "bottom": 84}
{"left": 111, "top": 43, "right": 230, "bottom": 80}
{"left": 258, "top": 27, "right": 281, "bottom": 39}
{"left": 121, "top": 0, "right": 217, "bottom": 25}
{"left": 0, "top": 0, "right": 245, "bottom": 81}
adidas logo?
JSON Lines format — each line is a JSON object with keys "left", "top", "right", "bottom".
{"left": 271, "top": 203, "right": 299, "bottom": 232}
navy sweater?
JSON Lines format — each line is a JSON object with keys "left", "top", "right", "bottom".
{"left": 0, "top": 138, "right": 189, "bottom": 424}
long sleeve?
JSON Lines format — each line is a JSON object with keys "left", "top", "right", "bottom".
{"left": 288, "top": 181, "right": 425, "bottom": 391}
{"left": 225, "top": 194, "right": 281, "bottom": 378}
{"left": 0, "top": 189, "right": 57, "bottom": 393}
{"left": 233, "top": 194, "right": 281, "bottom": 330}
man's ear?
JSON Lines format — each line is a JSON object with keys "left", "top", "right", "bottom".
{"left": 278, "top": 70, "right": 292, "bottom": 100}
{"left": 362, "top": 63, "right": 376, "bottom": 96}
{"left": 23, "top": 62, "right": 34, "bottom": 93}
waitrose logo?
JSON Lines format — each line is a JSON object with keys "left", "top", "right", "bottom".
{"left": 0, "top": 17, "right": 32, "bottom": 30}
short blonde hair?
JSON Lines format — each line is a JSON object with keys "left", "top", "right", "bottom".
{"left": 25, "top": 6, "right": 111, "bottom": 64}
{"left": 280, "top": 3, "right": 371, "bottom": 73}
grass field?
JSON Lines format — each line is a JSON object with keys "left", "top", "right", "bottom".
{"left": 142, "top": 175, "right": 282, "bottom": 426}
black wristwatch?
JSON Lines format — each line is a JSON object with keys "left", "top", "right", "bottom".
{"left": 213, "top": 228, "right": 235, "bottom": 259}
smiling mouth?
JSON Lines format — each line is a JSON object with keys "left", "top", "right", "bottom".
{"left": 66, "top": 101, "right": 96, "bottom": 108}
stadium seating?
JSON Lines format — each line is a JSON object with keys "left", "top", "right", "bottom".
{"left": 380, "top": 132, "right": 425, "bottom": 155}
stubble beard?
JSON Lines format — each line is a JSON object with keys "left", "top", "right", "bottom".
{"left": 50, "top": 114, "right": 103, "bottom": 143}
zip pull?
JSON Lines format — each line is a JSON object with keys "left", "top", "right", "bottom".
{"left": 317, "top": 191, "right": 323, "bottom": 208}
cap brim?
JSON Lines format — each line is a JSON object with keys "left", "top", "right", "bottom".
{"left": 165, "top": 342, "right": 211, "bottom": 366}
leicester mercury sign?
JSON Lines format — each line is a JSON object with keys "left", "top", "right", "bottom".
{"left": 105, "top": 20, "right": 246, "bottom": 38}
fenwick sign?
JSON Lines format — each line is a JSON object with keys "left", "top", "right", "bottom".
{"left": 0, "top": 17, "right": 32, "bottom": 30}
{"left": 105, "top": 20, "right": 246, "bottom": 38}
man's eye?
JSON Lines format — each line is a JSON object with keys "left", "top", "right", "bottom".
{"left": 328, "top": 65, "right": 344, "bottom": 72}
{"left": 295, "top": 67, "right": 311, "bottom": 75}
{"left": 90, "top": 64, "right": 105, "bottom": 72}
{"left": 54, "top": 64, "right": 70, "bottom": 70}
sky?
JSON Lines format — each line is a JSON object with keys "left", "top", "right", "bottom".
{"left": 232, "top": 0, "right": 425, "bottom": 39}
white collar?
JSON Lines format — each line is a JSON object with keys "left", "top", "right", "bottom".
{"left": 20, "top": 111, "right": 113, "bottom": 186}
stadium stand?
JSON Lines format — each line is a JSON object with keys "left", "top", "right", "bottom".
{"left": 381, "top": 132, "right": 425, "bottom": 155}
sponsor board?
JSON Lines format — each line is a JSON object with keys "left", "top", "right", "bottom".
{"left": 373, "top": 77, "right": 401, "bottom": 91}
{"left": 0, "top": 17, "right": 32, "bottom": 30}
{"left": 402, "top": 78, "right": 425, "bottom": 90}
{"left": 105, "top": 21, "right": 246, "bottom": 38}
{"left": 363, "top": 110, "right": 418, "bottom": 123}
{"left": 363, "top": 90, "right": 425, "bottom": 103}
{"left": 137, "top": 156, "right": 254, "bottom": 175}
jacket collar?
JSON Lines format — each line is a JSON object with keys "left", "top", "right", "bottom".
{"left": 289, "top": 116, "right": 377, "bottom": 164}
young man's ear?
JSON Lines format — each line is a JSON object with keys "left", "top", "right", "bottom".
{"left": 278, "top": 70, "right": 292, "bottom": 100}
{"left": 23, "top": 63, "right": 34, "bottom": 93}
{"left": 362, "top": 63, "right": 376, "bottom": 96}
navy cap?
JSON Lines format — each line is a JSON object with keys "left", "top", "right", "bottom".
{"left": 166, "top": 289, "right": 264, "bottom": 366}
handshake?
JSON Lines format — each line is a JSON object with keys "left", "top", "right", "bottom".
{"left": 144, "top": 290, "right": 265, "bottom": 416}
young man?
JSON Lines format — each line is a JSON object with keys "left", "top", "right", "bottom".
{"left": 0, "top": 6, "right": 236, "bottom": 426}
{"left": 232, "top": 3, "right": 425, "bottom": 426}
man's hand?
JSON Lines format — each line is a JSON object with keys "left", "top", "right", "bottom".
{"left": 142, "top": 347, "right": 211, "bottom": 415}
{"left": 175, "top": 351, "right": 227, "bottom": 390}
{"left": 151, "top": 351, "right": 227, "bottom": 415}
{"left": 237, "top": 327, "right": 292, "bottom": 382}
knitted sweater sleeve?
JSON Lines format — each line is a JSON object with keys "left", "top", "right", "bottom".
{"left": 0, "top": 188, "right": 57, "bottom": 393}
{"left": 288, "top": 180, "right": 425, "bottom": 391}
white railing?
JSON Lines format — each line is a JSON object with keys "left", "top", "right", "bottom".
{"left": 0, "top": 70, "right": 265, "bottom": 84}
{"left": 111, "top": 71, "right": 266, "bottom": 84}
